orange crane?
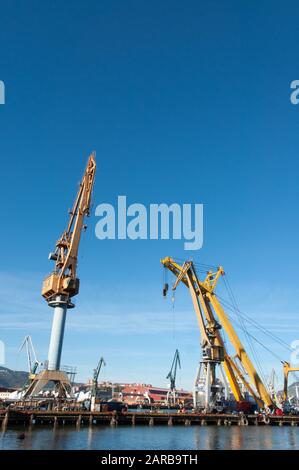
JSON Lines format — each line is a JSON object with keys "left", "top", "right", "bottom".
{"left": 161, "top": 257, "right": 274, "bottom": 411}
{"left": 24, "top": 154, "right": 96, "bottom": 398}
{"left": 42, "top": 153, "right": 96, "bottom": 302}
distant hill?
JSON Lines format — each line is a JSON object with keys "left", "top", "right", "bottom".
{"left": 0, "top": 366, "right": 28, "bottom": 389}
{"left": 0, "top": 366, "right": 83, "bottom": 390}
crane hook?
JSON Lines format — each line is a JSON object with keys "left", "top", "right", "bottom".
{"left": 163, "top": 283, "right": 169, "bottom": 297}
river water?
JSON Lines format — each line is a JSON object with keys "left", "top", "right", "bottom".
{"left": 1, "top": 425, "right": 299, "bottom": 450}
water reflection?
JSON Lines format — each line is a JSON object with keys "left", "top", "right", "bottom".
{"left": 1, "top": 425, "right": 298, "bottom": 450}
{"left": 87, "top": 425, "right": 93, "bottom": 450}
{"left": 288, "top": 427, "right": 297, "bottom": 449}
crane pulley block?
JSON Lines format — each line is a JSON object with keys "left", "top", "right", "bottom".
{"left": 203, "top": 345, "right": 225, "bottom": 363}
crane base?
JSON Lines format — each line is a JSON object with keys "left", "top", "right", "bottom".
{"left": 23, "top": 369, "right": 72, "bottom": 398}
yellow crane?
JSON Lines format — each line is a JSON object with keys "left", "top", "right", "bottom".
{"left": 42, "top": 153, "right": 96, "bottom": 301}
{"left": 282, "top": 361, "right": 299, "bottom": 402}
{"left": 161, "top": 257, "right": 274, "bottom": 411}
{"left": 24, "top": 154, "right": 96, "bottom": 398}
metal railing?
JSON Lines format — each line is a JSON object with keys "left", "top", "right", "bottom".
{"left": 43, "top": 361, "right": 77, "bottom": 385}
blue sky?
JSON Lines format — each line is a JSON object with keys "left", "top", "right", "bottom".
{"left": 1, "top": 1, "right": 299, "bottom": 390}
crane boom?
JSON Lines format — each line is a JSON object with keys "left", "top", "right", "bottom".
{"left": 42, "top": 153, "right": 96, "bottom": 301}
{"left": 161, "top": 257, "right": 274, "bottom": 409}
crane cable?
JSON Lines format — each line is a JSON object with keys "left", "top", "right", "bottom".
{"left": 171, "top": 290, "right": 176, "bottom": 340}
{"left": 215, "top": 292, "right": 292, "bottom": 352}
{"left": 226, "top": 310, "right": 284, "bottom": 363}
{"left": 163, "top": 266, "right": 176, "bottom": 339}
{"left": 222, "top": 274, "right": 269, "bottom": 390}
{"left": 173, "top": 258, "right": 291, "bottom": 352}
{"left": 218, "top": 274, "right": 285, "bottom": 364}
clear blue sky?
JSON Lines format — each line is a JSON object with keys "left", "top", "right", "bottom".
{"left": 1, "top": 1, "right": 299, "bottom": 390}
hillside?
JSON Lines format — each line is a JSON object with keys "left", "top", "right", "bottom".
{"left": 0, "top": 366, "right": 28, "bottom": 389}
